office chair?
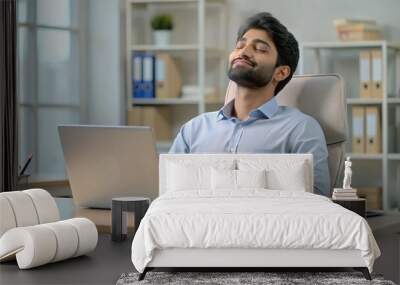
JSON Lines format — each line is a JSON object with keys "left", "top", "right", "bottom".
{"left": 224, "top": 74, "right": 348, "bottom": 194}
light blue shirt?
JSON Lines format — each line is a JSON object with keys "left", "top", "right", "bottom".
{"left": 169, "top": 98, "right": 330, "bottom": 196}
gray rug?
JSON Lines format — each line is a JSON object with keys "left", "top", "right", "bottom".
{"left": 116, "top": 271, "right": 396, "bottom": 285}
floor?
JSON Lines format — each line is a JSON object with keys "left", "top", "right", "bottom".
{"left": 1, "top": 199, "right": 399, "bottom": 285}
{"left": 0, "top": 198, "right": 133, "bottom": 285}
{"left": 0, "top": 234, "right": 133, "bottom": 285}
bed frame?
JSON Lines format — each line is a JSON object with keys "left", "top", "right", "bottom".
{"left": 139, "top": 248, "right": 371, "bottom": 280}
{"left": 137, "top": 154, "right": 372, "bottom": 281}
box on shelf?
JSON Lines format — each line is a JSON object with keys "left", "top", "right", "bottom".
{"left": 357, "top": 187, "right": 382, "bottom": 209}
{"left": 155, "top": 53, "right": 182, "bottom": 99}
{"left": 334, "top": 19, "right": 382, "bottom": 41}
{"left": 127, "top": 106, "right": 172, "bottom": 141}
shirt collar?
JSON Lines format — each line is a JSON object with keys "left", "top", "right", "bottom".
{"left": 217, "top": 97, "right": 279, "bottom": 121}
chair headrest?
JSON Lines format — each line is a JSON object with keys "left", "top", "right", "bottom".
{"left": 224, "top": 74, "right": 347, "bottom": 145}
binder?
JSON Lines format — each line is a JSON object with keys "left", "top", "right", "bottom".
{"left": 155, "top": 53, "right": 182, "bottom": 98}
{"left": 132, "top": 53, "right": 144, "bottom": 98}
{"left": 359, "top": 51, "right": 372, "bottom": 98}
{"left": 371, "top": 49, "right": 383, "bottom": 98}
{"left": 365, "top": 106, "right": 382, "bottom": 153}
{"left": 142, "top": 53, "right": 155, "bottom": 98}
{"left": 352, "top": 106, "right": 365, "bottom": 153}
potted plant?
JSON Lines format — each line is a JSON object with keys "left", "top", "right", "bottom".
{"left": 151, "top": 14, "right": 173, "bottom": 46}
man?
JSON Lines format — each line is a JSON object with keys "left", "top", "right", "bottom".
{"left": 169, "top": 12, "right": 330, "bottom": 196}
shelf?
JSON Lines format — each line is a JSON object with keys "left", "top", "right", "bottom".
{"left": 388, "top": 154, "right": 400, "bottom": 160}
{"left": 132, "top": 98, "right": 199, "bottom": 105}
{"left": 128, "top": 0, "right": 224, "bottom": 4}
{"left": 132, "top": 96, "right": 224, "bottom": 105}
{"left": 346, "top": 153, "right": 383, "bottom": 160}
{"left": 346, "top": 98, "right": 382, "bottom": 105}
{"left": 301, "top": 41, "right": 400, "bottom": 50}
{"left": 388, "top": 97, "right": 400, "bottom": 104}
{"left": 129, "top": 0, "right": 197, "bottom": 4}
{"left": 130, "top": 45, "right": 225, "bottom": 54}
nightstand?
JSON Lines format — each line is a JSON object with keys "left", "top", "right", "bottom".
{"left": 111, "top": 197, "right": 150, "bottom": 242}
{"left": 332, "top": 198, "right": 366, "bottom": 217}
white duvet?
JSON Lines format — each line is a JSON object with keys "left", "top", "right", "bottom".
{"left": 131, "top": 190, "right": 380, "bottom": 273}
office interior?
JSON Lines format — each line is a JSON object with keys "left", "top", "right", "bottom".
{"left": 1, "top": 0, "right": 400, "bottom": 284}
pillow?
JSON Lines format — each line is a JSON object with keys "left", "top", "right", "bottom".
{"left": 211, "top": 168, "right": 236, "bottom": 190}
{"left": 211, "top": 168, "right": 267, "bottom": 190}
{"left": 166, "top": 160, "right": 235, "bottom": 192}
{"left": 238, "top": 159, "right": 310, "bottom": 192}
{"left": 266, "top": 162, "right": 308, "bottom": 191}
{"left": 237, "top": 169, "right": 267, "bottom": 189}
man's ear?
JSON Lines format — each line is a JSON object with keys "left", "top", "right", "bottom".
{"left": 273, "top": 65, "right": 291, "bottom": 83}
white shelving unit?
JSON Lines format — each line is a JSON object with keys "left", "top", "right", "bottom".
{"left": 299, "top": 40, "right": 400, "bottom": 211}
{"left": 125, "top": 0, "right": 227, "bottom": 152}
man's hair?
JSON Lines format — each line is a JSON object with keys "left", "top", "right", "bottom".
{"left": 237, "top": 12, "right": 299, "bottom": 95}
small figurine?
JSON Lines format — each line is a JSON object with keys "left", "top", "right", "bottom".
{"left": 342, "top": 157, "right": 352, "bottom": 189}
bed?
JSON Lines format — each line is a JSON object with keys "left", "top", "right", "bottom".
{"left": 131, "top": 154, "right": 380, "bottom": 281}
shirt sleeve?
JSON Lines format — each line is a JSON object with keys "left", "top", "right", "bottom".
{"left": 169, "top": 124, "right": 190, "bottom": 153}
{"left": 290, "top": 117, "right": 331, "bottom": 197}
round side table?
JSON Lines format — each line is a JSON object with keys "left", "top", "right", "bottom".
{"left": 111, "top": 197, "right": 150, "bottom": 242}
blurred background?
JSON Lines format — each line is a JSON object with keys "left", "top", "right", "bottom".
{"left": 16, "top": 0, "right": 400, "bottom": 211}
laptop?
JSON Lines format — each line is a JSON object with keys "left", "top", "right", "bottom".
{"left": 58, "top": 125, "right": 159, "bottom": 209}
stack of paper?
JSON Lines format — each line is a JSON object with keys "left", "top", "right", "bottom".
{"left": 332, "top": 188, "right": 358, "bottom": 200}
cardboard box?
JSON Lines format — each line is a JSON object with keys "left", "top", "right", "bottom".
{"left": 357, "top": 187, "right": 383, "bottom": 210}
{"left": 127, "top": 106, "right": 172, "bottom": 141}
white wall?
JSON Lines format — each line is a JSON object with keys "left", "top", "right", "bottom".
{"left": 226, "top": 0, "right": 400, "bottom": 46}
{"left": 86, "top": 0, "right": 400, "bottom": 124}
{"left": 87, "top": 0, "right": 123, "bottom": 125}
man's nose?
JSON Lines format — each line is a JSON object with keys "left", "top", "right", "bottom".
{"left": 238, "top": 44, "right": 252, "bottom": 59}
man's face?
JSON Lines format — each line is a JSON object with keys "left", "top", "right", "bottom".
{"left": 227, "top": 28, "right": 279, "bottom": 89}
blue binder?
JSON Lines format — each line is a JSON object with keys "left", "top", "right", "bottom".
{"left": 141, "top": 53, "right": 155, "bottom": 98}
{"left": 132, "top": 53, "right": 144, "bottom": 98}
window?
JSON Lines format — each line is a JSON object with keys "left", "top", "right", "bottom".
{"left": 17, "top": 0, "right": 86, "bottom": 181}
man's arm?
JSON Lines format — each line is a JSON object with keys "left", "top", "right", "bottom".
{"left": 290, "top": 117, "right": 331, "bottom": 197}
{"left": 169, "top": 124, "right": 190, "bottom": 153}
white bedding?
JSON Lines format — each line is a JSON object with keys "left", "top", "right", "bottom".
{"left": 131, "top": 190, "right": 380, "bottom": 273}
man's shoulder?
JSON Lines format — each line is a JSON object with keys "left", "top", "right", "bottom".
{"left": 184, "top": 111, "right": 219, "bottom": 126}
{"left": 278, "top": 105, "right": 318, "bottom": 125}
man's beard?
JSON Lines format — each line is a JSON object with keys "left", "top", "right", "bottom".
{"left": 227, "top": 62, "right": 274, "bottom": 89}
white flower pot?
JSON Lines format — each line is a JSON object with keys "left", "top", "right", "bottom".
{"left": 153, "top": 30, "right": 172, "bottom": 46}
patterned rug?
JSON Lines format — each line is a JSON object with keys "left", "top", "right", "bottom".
{"left": 116, "top": 271, "right": 396, "bottom": 285}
